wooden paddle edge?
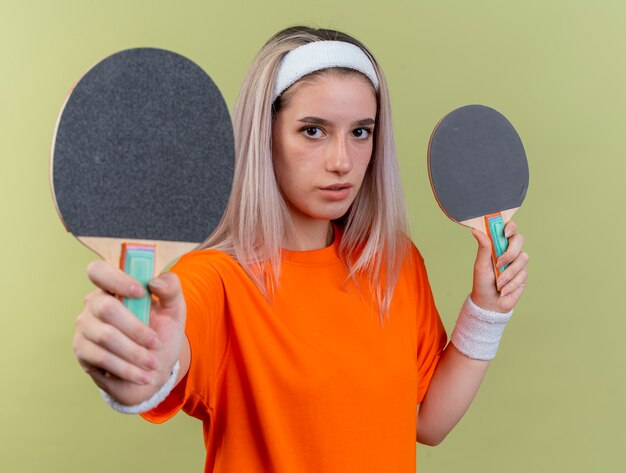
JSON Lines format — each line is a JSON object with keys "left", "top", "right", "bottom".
{"left": 426, "top": 111, "right": 457, "bottom": 222}
{"left": 78, "top": 236, "right": 200, "bottom": 275}
{"left": 460, "top": 207, "right": 519, "bottom": 233}
{"left": 49, "top": 59, "right": 98, "bottom": 233}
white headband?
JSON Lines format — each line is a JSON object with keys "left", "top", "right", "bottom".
{"left": 273, "top": 40, "right": 379, "bottom": 102}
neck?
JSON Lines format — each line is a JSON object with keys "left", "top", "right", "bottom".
{"left": 283, "top": 220, "right": 334, "bottom": 251}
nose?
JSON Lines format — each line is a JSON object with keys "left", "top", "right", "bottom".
{"left": 326, "top": 136, "right": 353, "bottom": 175}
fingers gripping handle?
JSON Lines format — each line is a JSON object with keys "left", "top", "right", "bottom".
{"left": 484, "top": 213, "right": 508, "bottom": 284}
{"left": 120, "top": 243, "right": 155, "bottom": 324}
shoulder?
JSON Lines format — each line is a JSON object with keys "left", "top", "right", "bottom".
{"left": 407, "top": 239, "right": 425, "bottom": 263}
{"left": 397, "top": 239, "right": 431, "bottom": 289}
{"left": 172, "top": 248, "right": 240, "bottom": 277}
{"left": 171, "top": 248, "right": 258, "bottom": 296}
{"left": 168, "top": 249, "right": 249, "bottom": 323}
{"left": 169, "top": 249, "right": 241, "bottom": 295}
{"left": 400, "top": 238, "right": 426, "bottom": 270}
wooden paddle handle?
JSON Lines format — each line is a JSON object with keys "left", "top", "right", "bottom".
{"left": 484, "top": 213, "right": 509, "bottom": 286}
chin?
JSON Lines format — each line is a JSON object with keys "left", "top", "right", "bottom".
{"left": 290, "top": 198, "right": 355, "bottom": 224}
{"left": 316, "top": 206, "right": 352, "bottom": 222}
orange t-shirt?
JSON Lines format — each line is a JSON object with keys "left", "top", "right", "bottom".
{"left": 142, "top": 235, "right": 447, "bottom": 472}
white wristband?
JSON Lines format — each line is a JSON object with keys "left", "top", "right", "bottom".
{"left": 451, "top": 296, "right": 513, "bottom": 361}
{"left": 99, "top": 360, "right": 180, "bottom": 415}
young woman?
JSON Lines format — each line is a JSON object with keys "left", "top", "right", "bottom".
{"left": 73, "top": 26, "right": 528, "bottom": 472}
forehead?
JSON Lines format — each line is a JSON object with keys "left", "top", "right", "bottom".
{"left": 278, "top": 70, "right": 377, "bottom": 116}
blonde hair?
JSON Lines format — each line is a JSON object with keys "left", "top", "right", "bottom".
{"left": 203, "top": 26, "right": 410, "bottom": 317}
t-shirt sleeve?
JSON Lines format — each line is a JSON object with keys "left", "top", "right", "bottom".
{"left": 141, "top": 251, "right": 228, "bottom": 424}
{"left": 412, "top": 247, "right": 448, "bottom": 404}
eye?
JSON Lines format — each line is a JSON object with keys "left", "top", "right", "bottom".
{"left": 352, "top": 127, "right": 373, "bottom": 140}
{"left": 301, "top": 126, "right": 323, "bottom": 139}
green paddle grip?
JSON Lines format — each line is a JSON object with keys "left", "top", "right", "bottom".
{"left": 121, "top": 244, "right": 155, "bottom": 324}
{"left": 486, "top": 214, "right": 509, "bottom": 277}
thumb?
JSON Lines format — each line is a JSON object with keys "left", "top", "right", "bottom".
{"left": 148, "top": 273, "right": 184, "bottom": 312}
{"left": 471, "top": 228, "right": 493, "bottom": 268}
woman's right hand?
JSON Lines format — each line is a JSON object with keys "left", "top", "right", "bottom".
{"left": 73, "top": 260, "right": 187, "bottom": 406}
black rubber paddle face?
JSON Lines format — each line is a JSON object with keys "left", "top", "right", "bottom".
{"left": 52, "top": 48, "right": 234, "bottom": 243}
{"left": 428, "top": 105, "right": 529, "bottom": 223}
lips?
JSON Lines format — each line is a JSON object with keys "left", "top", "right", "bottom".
{"left": 319, "top": 183, "right": 353, "bottom": 201}
{"left": 321, "top": 183, "right": 353, "bottom": 191}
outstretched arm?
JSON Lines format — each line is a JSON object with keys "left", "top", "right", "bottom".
{"left": 416, "top": 221, "right": 528, "bottom": 446}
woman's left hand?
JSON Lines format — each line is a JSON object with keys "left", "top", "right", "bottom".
{"left": 470, "top": 220, "right": 528, "bottom": 313}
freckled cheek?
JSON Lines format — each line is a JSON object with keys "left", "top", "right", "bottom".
{"left": 276, "top": 165, "right": 309, "bottom": 198}
{"left": 355, "top": 151, "right": 372, "bottom": 179}
{"left": 285, "top": 156, "right": 318, "bottom": 189}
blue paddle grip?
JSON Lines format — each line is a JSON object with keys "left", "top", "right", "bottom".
{"left": 121, "top": 245, "right": 154, "bottom": 324}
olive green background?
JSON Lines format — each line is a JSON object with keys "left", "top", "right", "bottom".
{"left": 1, "top": 0, "right": 624, "bottom": 471}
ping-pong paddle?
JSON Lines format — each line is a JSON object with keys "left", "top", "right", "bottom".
{"left": 428, "top": 104, "right": 529, "bottom": 284}
{"left": 51, "top": 48, "right": 234, "bottom": 323}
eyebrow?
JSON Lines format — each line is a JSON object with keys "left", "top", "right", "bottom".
{"left": 297, "top": 116, "right": 376, "bottom": 127}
